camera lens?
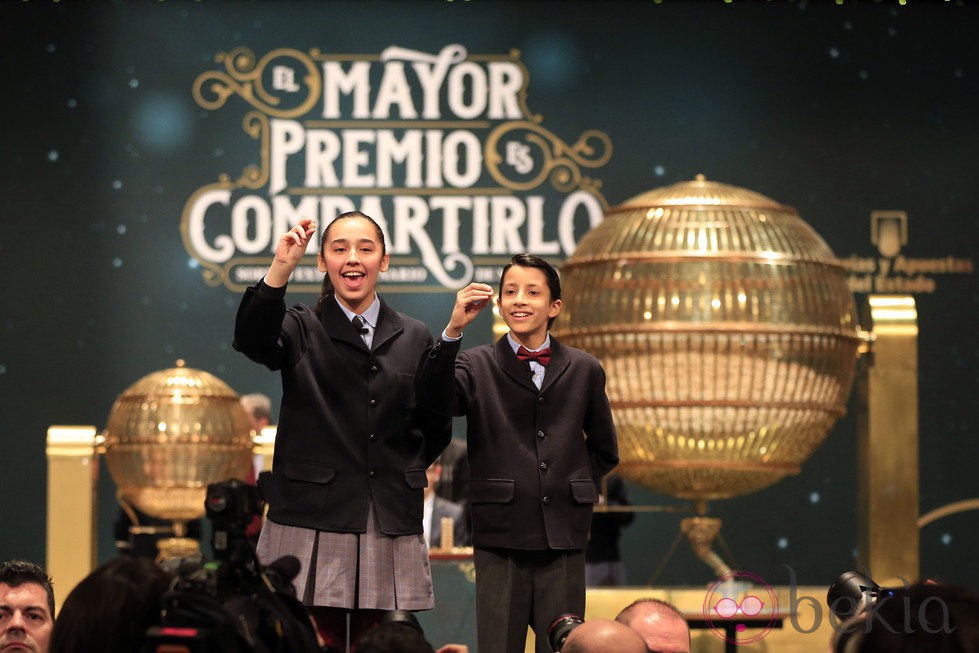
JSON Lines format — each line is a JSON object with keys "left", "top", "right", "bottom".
{"left": 547, "top": 614, "right": 584, "bottom": 652}
{"left": 207, "top": 492, "right": 229, "bottom": 513}
{"left": 827, "top": 571, "right": 880, "bottom": 621}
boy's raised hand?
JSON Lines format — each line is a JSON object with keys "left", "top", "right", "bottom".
{"left": 446, "top": 282, "right": 494, "bottom": 338}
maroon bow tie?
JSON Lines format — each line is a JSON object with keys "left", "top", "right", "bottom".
{"left": 516, "top": 346, "right": 551, "bottom": 366}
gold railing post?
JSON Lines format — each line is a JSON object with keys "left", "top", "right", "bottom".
{"left": 45, "top": 426, "right": 99, "bottom": 613}
{"left": 254, "top": 426, "right": 277, "bottom": 473}
{"left": 856, "top": 295, "right": 919, "bottom": 583}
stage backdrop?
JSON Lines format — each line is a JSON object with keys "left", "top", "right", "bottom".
{"left": 1, "top": 1, "right": 976, "bottom": 593}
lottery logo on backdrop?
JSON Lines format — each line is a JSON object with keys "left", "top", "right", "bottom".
{"left": 181, "top": 44, "right": 613, "bottom": 293}
{"left": 702, "top": 570, "right": 781, "bottom": 645}
{"left": 841, "top": 210, "right": 973, "bottom": 295}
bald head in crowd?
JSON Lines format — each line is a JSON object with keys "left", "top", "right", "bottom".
{"left": 616, "top": 597, "right": 691, "bottom": 653}
{"left": 561, "top": 618, "right": 646, "bottom": 653}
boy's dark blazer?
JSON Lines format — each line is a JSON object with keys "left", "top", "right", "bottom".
{"left": 421, "top": 335, "right": 619, "bottom": 551}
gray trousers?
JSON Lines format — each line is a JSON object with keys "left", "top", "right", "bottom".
{"left": 474, "top": 547, "right": 586, "bottom": 653}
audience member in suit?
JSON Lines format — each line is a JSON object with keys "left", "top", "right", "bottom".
{"left": 585, "top": 473, "right": 634, "bottom": 587}
{"left": 240, "top": 392, "right": 272, "bottom": 542}
{"left": 435, "top": 437, "right": 469, "bottom": 505}
{"left": 419, "top": 254, "right": 619, "bottom": 653}
{"left": 0, "top": 560, "right": 54, "bottom": 653}
{"left": 616, "top": 597, "right": 691, "bottom": 653}
{"left": 240, "top": 391, "right": 273, "bottom": 477}
{"left": 424, "top": 458, "right": 470, "bottom": 549}
{"left": 434, "top": 438, "right": 471, "bottom": 547}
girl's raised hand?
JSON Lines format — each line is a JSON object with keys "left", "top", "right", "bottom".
{"left": 274, "top": 219, "right": 317, "bottom": 267}
{"left": 266, "top": 218, "right": 317, "bottom": 287}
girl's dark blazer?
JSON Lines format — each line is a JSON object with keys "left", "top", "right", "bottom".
{"left": 419, "top": 335, "right": 619, "bottom": 550}
{"left": 233, "top": 281, "right": 451, "bottom": 535}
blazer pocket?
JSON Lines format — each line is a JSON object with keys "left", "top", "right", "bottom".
{"left": 570, "top": 478, "right": 599, "bottom": 504}
{"left": 284, "top": 462, "right": 336, "bottom": 484}
{"left": 470, "top": 479, "right": 515, "bottom": 504}
{"left": 404, "top": 467, "right": 427, "bottom": 489}
{"left": 277, "top": 461, "right": 336, "bottom": 514}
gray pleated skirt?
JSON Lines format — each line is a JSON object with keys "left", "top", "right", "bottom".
{"left": 256, "top": 501, "right": 434, "bottom": 611}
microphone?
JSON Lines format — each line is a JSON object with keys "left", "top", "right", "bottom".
{"left": 352, "top": 315, "right": 369, "bottom": 335}
{"left": 264, "top": 554, "right": 302, "bottom": 596}
{"left": 267, "top": 554, "right": 301, "bottom": 581}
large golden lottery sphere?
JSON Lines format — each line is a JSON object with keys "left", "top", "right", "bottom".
{"left": 103, "top": 360, "right": 253, "bottom": 523}
{"left": 553, "top": 176, "right": 860, "bottom": 500}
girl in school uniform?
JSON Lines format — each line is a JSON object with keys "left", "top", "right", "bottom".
{"left": 233, "top": 212, "right": 451, "bottom": 648}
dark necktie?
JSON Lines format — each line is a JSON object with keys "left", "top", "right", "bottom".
{"left": 516, "top": 346, "right": 551, "bottom": 366}
{"left": 351, "top": 315, "right": 369, "bottom": 336}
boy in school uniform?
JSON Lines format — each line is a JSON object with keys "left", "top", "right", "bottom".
{"left": 420, "top": 253, "right": 619, "bottom": 653}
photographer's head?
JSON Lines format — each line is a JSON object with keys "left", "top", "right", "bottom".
{"left": 49, "top": 556, "right": 172, "bottom": 653}
{"left": 616, "top": 598, "right": 691, "bottom": 653}
{"left": 355, "top": 621, "right": 433, "bottom": 653}
{"left": 831, "top": 581, "right": 979, "bottom": 653}
{"left": 560, "top": 618, "right": 646, "bottom": 653}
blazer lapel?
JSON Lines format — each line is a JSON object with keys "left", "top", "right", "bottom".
{"left": 539, "top": 337, "right": 571, "bottom": 393}
{"left": 371, "top": 299, "right": 404, "bottom": 352}
{"left": 320, "top": 296, "right": 404, "bottom": 353}
{"left": 321, "top": 298, "right": 369, "bottom": 351}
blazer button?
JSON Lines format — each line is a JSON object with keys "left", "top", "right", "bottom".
{"left": 370, "top": 364, "right": 379, "bottom": 374}
{"left": 368, "top": 470, "right": 376, "bottom": 478}
{"left": 542, "top": 496, "right": 551, "bottom": 505}
{"left": 539, "top": 461, "right": 548, "bottom": 471}
{"left": 537, "top": 430, "right": 545, "bottom": 439}
{"left": 369, "top": 433, "right": 376, "bottom": 441}
{"left": 369, "top": 399, "right": 377, "bottom": 407}
{"left": 537, "top": 396, "right": 544, "bottom": 404}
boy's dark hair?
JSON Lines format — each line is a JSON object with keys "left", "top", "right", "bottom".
{"left": 499, "top": 253, "right": 562, "bottom": 329}
{"left": 0, "top": 560, "right": 55, "bottom": 618}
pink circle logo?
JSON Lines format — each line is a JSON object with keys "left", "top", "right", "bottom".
{"left": 703, "top": 571, "right": 780, "bottom": 645}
